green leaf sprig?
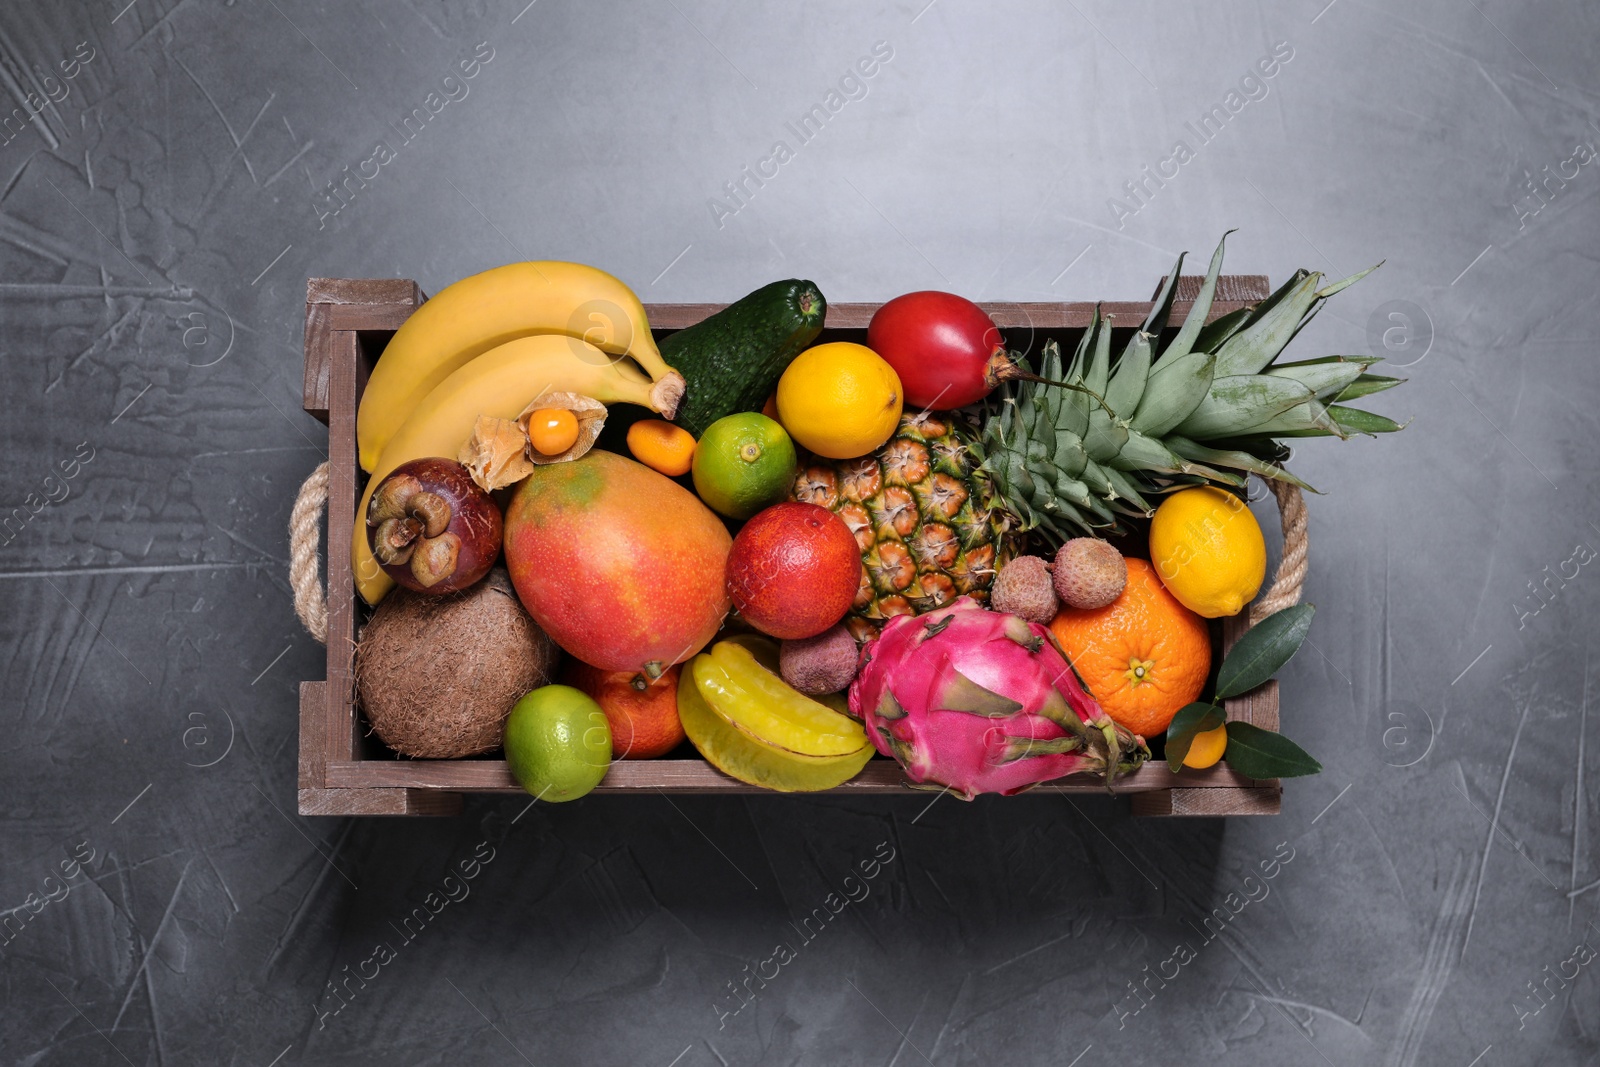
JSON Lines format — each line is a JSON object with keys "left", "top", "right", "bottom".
{"left": 1216, "top": 604, "right": 1316, "bottom": 700}
{"left": 1164, "top": 703, "right": 1226, "bottom": 773}
{"left": 1165, "top": 603, "right": 1322, "bottom": 778}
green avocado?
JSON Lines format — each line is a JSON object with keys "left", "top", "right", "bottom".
{"left": 660, "top": 279, "right": 827, "bottom": 438}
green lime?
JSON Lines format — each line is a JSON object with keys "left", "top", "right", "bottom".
{"left": 692, "top": 413, "right": 797, "bottom": 520}
{"left": 503, "top": 685, "right": 612, "bottom": 802}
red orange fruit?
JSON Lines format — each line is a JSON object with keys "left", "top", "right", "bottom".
{"left": 726, "top": 502, "right": 860, "bottom": 640}
{"left": 562, "top": 660, "right": 685, "bottom": 759}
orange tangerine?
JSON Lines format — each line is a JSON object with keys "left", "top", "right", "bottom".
{"left": 1049, "top": 558, "right": 1211, "bottom": 738}
{"left": 627, "top": 419, "right": 697, "bottom": 476}
{"left": 1183, "top": 722, "right": 1229, "bottom": 769}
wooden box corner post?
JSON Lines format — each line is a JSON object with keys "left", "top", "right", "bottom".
{"left": 300, "top": 279, "right": 460, "bottom": 816}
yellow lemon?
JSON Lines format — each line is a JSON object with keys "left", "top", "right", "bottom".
{"left": 1182, "top": 722, "right": 1229, "bottom": 769}
{"left": 776, "top": 342, "right": 903, "bottom": 459}
{"left": 1148, "top": 485, "right": 1266, "bottom": 618}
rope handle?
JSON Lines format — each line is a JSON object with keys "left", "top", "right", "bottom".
{"left": 1250, "top": 479, "right": 1308, "bottom": 625}
{"left": 286, "top": 464, "right": 1309, "bottom": 644}
{"left": 290, "top": 461, "right": 329, "bottom": 644}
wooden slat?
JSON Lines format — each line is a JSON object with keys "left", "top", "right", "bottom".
{"left": 1154, "top": 274, "right": 1271, "bottom": 303}
{"left": 1222, "top": 616, "right": 1281, "bottom": 732}
{"left": 299, "top": 681, "right": 326, "bottom": 790}
{"left": 1131, "top": 270, "right": 1279, "bottom": 818}
{"left": 327, "top": 303, "right": 416, "bottom": 332}
{"left": 1161, "top": 612, "right": 1283, "bottom": 817}
{"left": 1224, "top": 677, "right": 1280, "bottom": 732}
{"left": 307, "top": 277, "right": 423, "bottom": 307}
{"left": 323, "top": 757, "right": 1259, "bottom": 795}
{"left": 298, "top": 787, "right": 462, "bottom": 817}
{"left": 323, "top": 328, "right": 361, "bottom": 769}
{"left": 1129, "top": 786, "right": 1281, "bottom": 817}
{"left": 302, "top": 303, "right": 333, "bottom": 425}
{"left": 307, "top": 280, "right": 1270, "bottom": 413}
{"left": 645, "top": 299, "right": 1259, "bottom": 332}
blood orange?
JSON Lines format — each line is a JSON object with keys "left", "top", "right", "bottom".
{"left": 726, "top": 502, "right": 861, "bottom": 640}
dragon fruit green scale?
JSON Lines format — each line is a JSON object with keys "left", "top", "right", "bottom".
{"left": 849, "top": 598, "right": 1149, "bottom": 799}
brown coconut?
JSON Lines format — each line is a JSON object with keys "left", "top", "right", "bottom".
{"left": 356, "top": 568, "right": 558, "bottom": 758}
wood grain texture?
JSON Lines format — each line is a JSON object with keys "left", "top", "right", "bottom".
{"left": 645, "top": 299, "right": 1259, "bottom": 332}
{"left": 1155, "top": 274, "right": 1272, "bottom": 303}
{"left": 1222, "top": 615, "right": 1282, "bottom": 732}
{"left": 1129, "top": 786, "right": 1281, "bottom": 817}
{"left": 297, "top": 787, "right": 462, "bottom": 817}
{"left": 328, "top": 304, "right": 416, "bottom": 331}
{"left": 307, "top": 277, "right": 423, "bottom": 307}
{"left": 322, "top": 328, "right": 361, "bottom": 772}
{"left": 322, "top": 757, "right": 1258, "bottom": 794}
{"left": 302, "top": 303, "right": 333, "bottom": 425}
{"left": 298, "top": 681, "right": 326, "bottom": 791}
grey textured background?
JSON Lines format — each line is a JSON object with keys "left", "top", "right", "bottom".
{"left": 1, "top": 0, "right": 1596, "bottom": 1064}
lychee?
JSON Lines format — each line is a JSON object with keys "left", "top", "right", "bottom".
{"left": 990, "top": 556, "right": 1059, "bottom": 624}
{"left": 1052, "top": 538, "right": 1127, "bottom": 609}
{"left": 779, "top": 624, "right": 860, "bottom": 696}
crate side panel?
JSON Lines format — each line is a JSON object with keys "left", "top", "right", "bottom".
{"left": 323, "top": 758, "right": 1254, "bottom": 794}
{"left": 323, "top": 328, "right": 361, "bottom": 765}
{"left": 644, "top": 287, "right": 1262, "bottom": 333}
{"left": 1222, "top": 615, "right": 1282, "bottom": 732}
{"left": 1154, "top": 274, "right": 1272, "bottom": 302}
{"left": 1131, "top": 786, "right": 1281, "bottom": 817}
{"left": 298, "top": 787, "right": 462, "bottom": 816}
{"left": 303, "top": 303, "right": 333, "bottom": 423}
{"left": 329, "top": 304, "right": 415, "bottom": 331}
{"left": 299, "top": 681, "right": 326, "bottom": 790}
{"left": 307, "top": 277, "right": 422, "bottom": 307}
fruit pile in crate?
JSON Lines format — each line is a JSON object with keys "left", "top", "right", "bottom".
{"left": 339, "top": 235, "right": 1404, "bottom": 803}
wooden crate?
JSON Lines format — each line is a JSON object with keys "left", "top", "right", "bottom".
{"left": 298, "top": 275, "right": 1282, "bottom": 817}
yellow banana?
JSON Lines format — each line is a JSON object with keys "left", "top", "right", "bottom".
{"left": 357, "top": 261, "right": 677, "bottom": 472}
{"left": 353, "top": 333, "right": 674, "bottom": 605}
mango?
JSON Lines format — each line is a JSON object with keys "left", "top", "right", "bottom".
{"left": 503, "top": 450, "right": 731, "bottom": 674}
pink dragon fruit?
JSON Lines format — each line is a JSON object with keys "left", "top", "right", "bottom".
{"left": 849, "top": 597, "right": 1148, "bottom": 798}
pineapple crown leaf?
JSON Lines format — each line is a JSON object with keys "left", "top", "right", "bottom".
{"left": 976, "top": 233, "right": 1398, "bottom": 534}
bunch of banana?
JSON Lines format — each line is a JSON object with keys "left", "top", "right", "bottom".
{"left": 352, "top": 262, "right": 683, "bottom": 604}
{"left": 973, "top": 233, "right": 1403, "bottom": 542}
{"left": 356, "top": 261, "right": 681, "bottom": 473}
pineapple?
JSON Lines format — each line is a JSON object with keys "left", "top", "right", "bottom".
{"left": 792, "top": 234, "right": 1405, "bottom": 637}
{"left": 794, "top": 411, "right": 1023, "bottom": 642}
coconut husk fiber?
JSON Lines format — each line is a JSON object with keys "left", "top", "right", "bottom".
{"left": 356, "top": 568, "right": 558, "bottom": 758}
